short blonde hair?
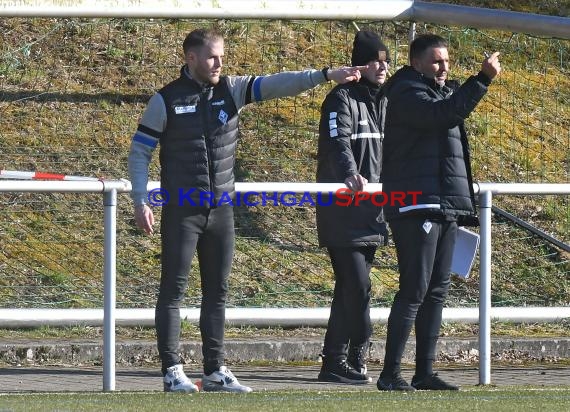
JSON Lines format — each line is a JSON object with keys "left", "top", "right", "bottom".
{"left": 182, "top": 29, "right": 223, "bottom": 54}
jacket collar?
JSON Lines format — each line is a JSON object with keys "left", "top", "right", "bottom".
{"left": 180, "top": 65, "right": 212, "bottom": 89}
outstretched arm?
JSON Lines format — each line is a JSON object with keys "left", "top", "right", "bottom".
{"left": 229, "top": 65, "right": 367, "bottom": 107}
{"left": 389, "top": 53, "right": 501, "bottom": 131}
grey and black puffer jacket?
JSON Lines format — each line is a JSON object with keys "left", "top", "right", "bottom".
{"left": 381, "top": 65, "right": 491, "bottom": 225}
{"left": 158, "top": 70, "right": 239, "bottom": 207}
{"left": 128, "top": 65, "right": 329, "bottom": 208}
{"left": 316, "top": 80, "right": 388, "bottom": 248}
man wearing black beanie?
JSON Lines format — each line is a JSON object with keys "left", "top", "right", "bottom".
{"left": 316, "top": 30, "right": 390, "bottom": 384}
{"left": 351, "top": 30, "right": 391, "bottom": 67}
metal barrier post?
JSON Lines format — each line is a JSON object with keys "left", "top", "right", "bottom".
{"left": 103, "top": 189, "right": 117, "bottom": 391}
{"left": 478, "top": 190, "right": 493, "bottom": 384}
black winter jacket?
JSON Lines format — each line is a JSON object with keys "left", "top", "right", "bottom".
{"left": 381, "top": 66, "right": 490, "bottom": 225}
{"left": 316, "top": 80, "right": 388, "bottom": 247}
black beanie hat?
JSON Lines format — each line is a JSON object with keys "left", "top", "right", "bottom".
{"left": 351, "top": 30, "right": 390, "bottom": 66}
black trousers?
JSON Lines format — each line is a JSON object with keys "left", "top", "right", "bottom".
{"left": 322, "top": 246, "right": 376, "bottom": 359}
{"left": 382, "top": 216, "right": 457, "bottom": 377}
{"left": 156, "top": 205, "right": 234, "bottom": 375}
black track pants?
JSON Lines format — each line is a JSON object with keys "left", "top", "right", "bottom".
{"left": 382, "top": 217, "right": 457, "bottom": 377}
{"left": 156, "top": 205, "right": 234, "bottom": 375}
{"left": 322, "top": 246, "right": 376, "bottom": 359}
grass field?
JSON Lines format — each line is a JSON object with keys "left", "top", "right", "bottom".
{"left": 1, "top": 388, "right": 570, "bottom": 412}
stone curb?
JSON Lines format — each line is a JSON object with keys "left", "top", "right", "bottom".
{"left": 1, "top": 337, "right": 568, "bottom": 366}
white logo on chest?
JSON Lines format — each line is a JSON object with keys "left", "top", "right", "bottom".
{"left": 174, "top": 105, "right": 196, "bottom": 114}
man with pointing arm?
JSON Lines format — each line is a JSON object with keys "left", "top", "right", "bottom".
{"left": 377, "top": 34, "right": 501, "bottom": 391}
{"left": 128, "top": 28, "right": 365, "bottom": 394}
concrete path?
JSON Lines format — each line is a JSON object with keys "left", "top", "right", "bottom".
{"left": 1, "top": 336, "right": 569, "bottom": 393}
{"left": 2, "top": 365, "right": 569, "bottom": 393}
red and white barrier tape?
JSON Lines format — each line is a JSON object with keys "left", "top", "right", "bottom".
{"left": 0, "top": 169, "right": 100, "bottom": 181}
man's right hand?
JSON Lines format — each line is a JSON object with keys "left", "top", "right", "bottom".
{"left": 481, "top": 51, "right": 501, "bottom": 80}
{"left": 328, "top": 66, "right": 365, "bottom": 84}
{"left": 344, "top": 174, "right": 368, "bottom": 192}
{"left": 134, "top": 204, "right": 155, "bottom": 235}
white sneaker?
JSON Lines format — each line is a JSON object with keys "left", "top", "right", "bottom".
{"left": 163, "top": 364, "right": 199, "bottom": 393}
{"left": 202, "top": 366, "right": 252, "bottom": 393}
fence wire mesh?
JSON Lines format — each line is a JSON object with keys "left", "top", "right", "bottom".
{"left": 0, "top": 18, "right": 568, "bottom": 309}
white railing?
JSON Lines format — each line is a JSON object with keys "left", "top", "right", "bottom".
{"left": 1, "top": 180, "right": 569, "bottom": 389}
{"left": 0, "top": 179, "right": 129, "bottom": 391}
{"left": 1, "top": 0, "right": 569, "bottom": 39}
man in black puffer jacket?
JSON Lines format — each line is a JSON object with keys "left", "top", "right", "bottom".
{"left": 316, "top": 30, "right": 389, "bottom": 385}
{"left": 376, "top": 34, "right": 501, "bottom": 392}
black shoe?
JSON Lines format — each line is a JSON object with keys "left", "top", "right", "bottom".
{"left": 411, "top": 373, "right": 459, "bottom": 390}
{"left": 376, "top": 374, "right": 416, "bottom": 391}
{"left": 318, "top": 359, "right": 370, "bottom": 385}
{"left": 347, "top": 342, "right": 370, "bottom": 375}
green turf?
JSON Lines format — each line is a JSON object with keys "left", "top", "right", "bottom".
{"left": 1, "top": 388, "right": 569, "bottom": 412}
